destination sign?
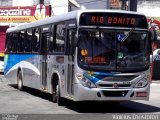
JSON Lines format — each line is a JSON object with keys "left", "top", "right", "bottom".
{"left": 80, "top": 12, "right": 148, "bottom": 29}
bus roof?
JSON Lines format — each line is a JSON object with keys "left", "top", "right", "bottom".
{"left": 6, "top": 9, "right": 146, "bottom": 33}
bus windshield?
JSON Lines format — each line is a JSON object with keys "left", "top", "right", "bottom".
{"left": 78, "top": 29, "right": 150, "bottom": 72}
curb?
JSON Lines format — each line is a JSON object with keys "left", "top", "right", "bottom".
{"left": 152, "top": 80, "right": 160, "bottom": 83}
{"left": 151, "top": 83, "right": 160, "bottom": 86}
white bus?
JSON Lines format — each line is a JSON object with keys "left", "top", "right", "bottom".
{"left": 4, "top": 9, "right": 152, "bottom": 106}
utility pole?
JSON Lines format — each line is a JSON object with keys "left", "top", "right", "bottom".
{"left": 128, "top": 0, "right": 137, "bottom": 11}
{"left": 121, "top": 0, "right": 128, "bottom": 10}
{"left": 106, "top": 0, "right": 110, "bottom": 9}
{"left": 39, "top": 0, "right": 44, "bottom": 4}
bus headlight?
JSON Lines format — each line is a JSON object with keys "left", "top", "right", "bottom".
{"left": 76, "top": 73, "right": 96, "bottom": 88}
{"left": 81, "top": 77, "right": 96, "bottom": 88}
{"left": 134, "top": 78, "right": 148, "bottom": 88}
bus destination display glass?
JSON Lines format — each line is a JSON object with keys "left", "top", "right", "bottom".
{"left": 80, "top": 12, "right": 148, "bottom": 29}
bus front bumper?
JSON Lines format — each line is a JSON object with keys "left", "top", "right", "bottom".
{"left": 73, "top": 83, "right": 150, "bottom": 101}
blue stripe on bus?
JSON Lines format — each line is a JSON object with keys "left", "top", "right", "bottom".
{"left": 83, "top": 72, "right": 114, "bottom": 83}
{"left": 4, "top": 54, "right": 37, "bottom": 74}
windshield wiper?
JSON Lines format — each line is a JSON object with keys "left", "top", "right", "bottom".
{"left": 121, "top": 28, "right": 135, "bottom": 42}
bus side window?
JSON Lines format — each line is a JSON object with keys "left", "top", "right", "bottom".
{"left": 12, "top": 33, "right": 18, "bottom": 53}
{"left": 67, "top": 29, "right": 77, "bottom": 55}
{"left": 25, "top": 29, "right": 32, "bottom": 52}
{"left": 17, "top": 31, "right": 25, "bottom": 53}
{"left": 5, "top": 33, "right": 12, "bottom": 53}
{"left": 48, "top": 25, "right": 54, "bottom": 53}
{"left": 32, "top": 28, "right": 40, "bottom": 53}
{"left": 17, "top": 32, "right": 21, "bottom": 52}
{"left": 54, "top": 24, "right": 66, "bottom": 52}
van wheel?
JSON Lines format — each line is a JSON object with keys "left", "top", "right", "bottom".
{"left": 17, "top": 71, "right": 23, "bottom": 91}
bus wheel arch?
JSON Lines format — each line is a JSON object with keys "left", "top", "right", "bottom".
{"left": 17, "top": 69, "right": 23, "bottom": 91}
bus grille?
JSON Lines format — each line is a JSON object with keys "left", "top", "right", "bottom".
{"left": 98, "top": 84, "right": 131, "bottom": 88}
{"left": 101, "top": 75, "right": 138, "bottom": 82}
{"left": 102, "top": 91, "right": 128, "bottom": 97}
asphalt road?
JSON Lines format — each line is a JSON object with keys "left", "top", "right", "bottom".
{"left": 0, "top": 75, "right": 160, "bottom": 119}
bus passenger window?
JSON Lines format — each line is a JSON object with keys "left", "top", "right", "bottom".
{"left": 17, "top": 31, "right": 25, "bottom": 53}
{"left": 49, "top": 36, "right": 53, "bottom": 52}
{"left": 25, "top": 30, "right": 32, "bottom": 52}
{"left": 6, "top": 33, "right": 12, "bottom": 53}
{"left": 12, "top": 33, "right": 18, "bottom": 53}
{"left": 54, "top": 24, "right": 65, "bottom": 52}
{"left": 32, "top": 28, "right": 40, "bottom": 53}
{"left": 48, "top": 25, "right": 54, "bottom": 53}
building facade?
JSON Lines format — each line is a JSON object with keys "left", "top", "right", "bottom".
{"left": 137, "top": 0, "right": 160, "bottom": 38}
{"left": 0, "top": 0, "right": 12, "bottom": 6}
{"left": 0, "top": 0, "right": 51, "bottom": 53}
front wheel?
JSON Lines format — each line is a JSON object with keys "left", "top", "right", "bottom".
{"left": 17, "top": 71, "right": 23, "bottom": 91}
{"left": 52, "top": 83, "right": 65, "bottom": 106}
{"left": 52, "top": 85, "right": 57, "bottom": 103}
{"left": 57, "top": 85, "right": 65, "bottom": 106}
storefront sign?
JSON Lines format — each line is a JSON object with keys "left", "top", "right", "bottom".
{"left": 148, "top": 17, "right": 160, "bottom": 37}
{"left": 0, "top": 4, "right": 50, "bottom": 23}
{"left": 148, "top": 17, "right": 160, "bottom": 30}
{"left": 109, "top": 0, "right": 121, "bottom": 8}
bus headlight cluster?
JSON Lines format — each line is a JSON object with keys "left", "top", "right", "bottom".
{"left": 76, "top": 73, "right": 96, "bottom": 88}
{"left": 134, "top": 77, "right": 148, "bottom": 88}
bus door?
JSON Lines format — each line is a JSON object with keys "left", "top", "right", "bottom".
{"left": 40, "top": 32, "right": 50, "bottom": 90}
{"left": 65, "top": 28, "right": 76, "bottom": 96}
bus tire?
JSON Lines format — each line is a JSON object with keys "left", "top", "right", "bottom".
{"left": 52, "top": 84, "right": 57, "bottom": 103}
{"left": 52, "top": 76, "right": 65, "bottom": 105}
{"left": 52, "top": 93, "right": 57, "bottom": 103}
{"left": 57, "top": 83, "right": 65, "bottom": 106}
{"left": 52, "top": 75, "right": 58, "bottom": 103}
{"left": 17, "top": 71, "right": 23, "bottom": 91}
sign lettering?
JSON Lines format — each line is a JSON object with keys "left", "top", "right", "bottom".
{"left": 90, "top": 16, "right": 136, "bottom": 25}
{"left": 0, "top": 9, "right": 31, "bottom": 16}
{"left": 85, "top": 57, "right": 107, "bottom": 64}
{"left": 80, "top": 12, "right": 148, "bottom": 29}
{"left": 0, "top": 4, "right": 50, "bottom": 22}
